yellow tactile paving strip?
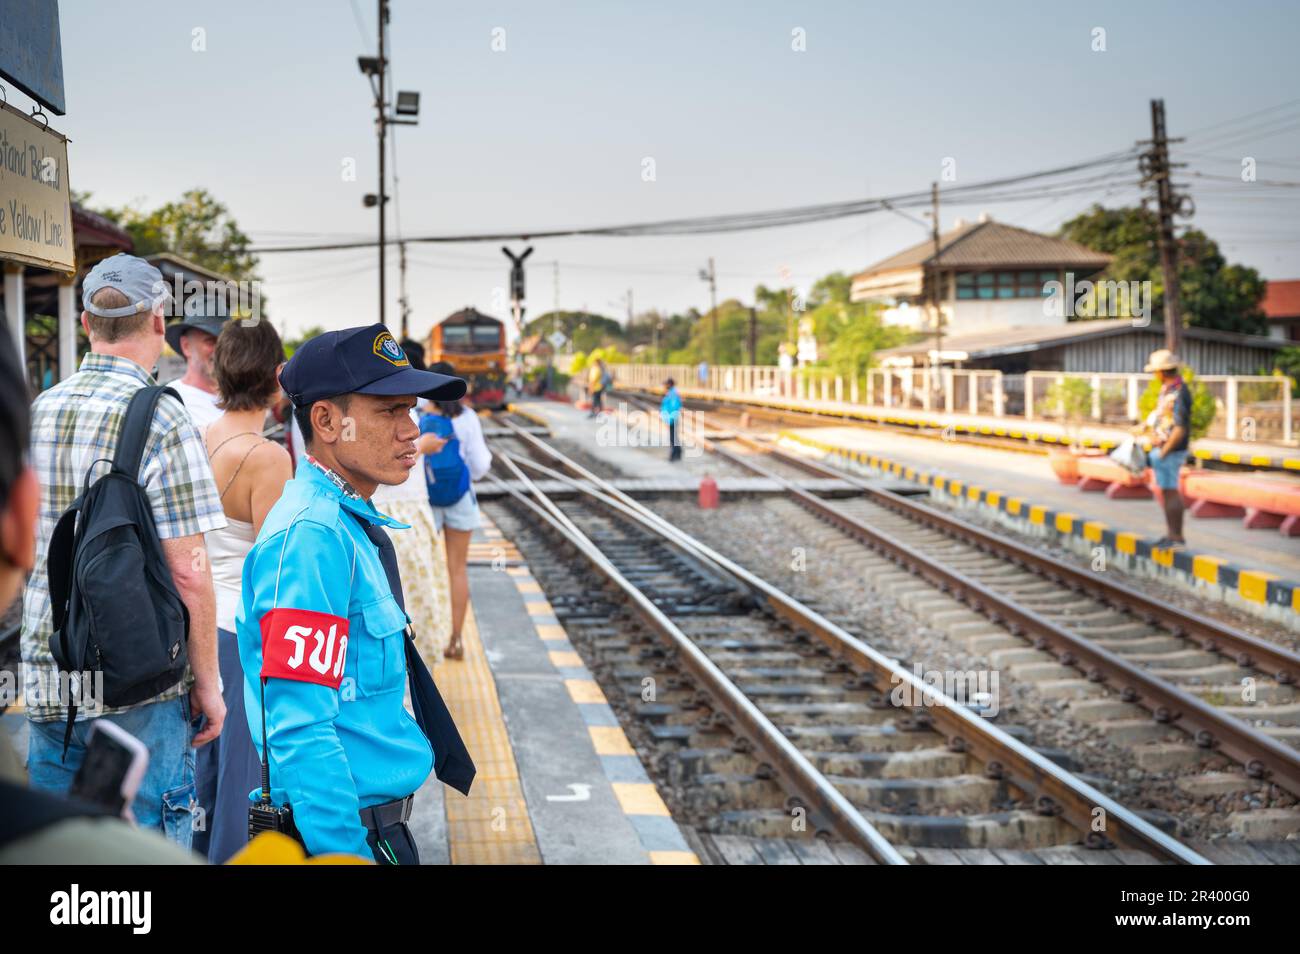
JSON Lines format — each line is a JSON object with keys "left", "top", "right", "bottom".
{"left": 429, "top": 603, "right": 543, "bottom": 865}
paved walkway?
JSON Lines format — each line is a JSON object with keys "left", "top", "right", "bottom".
{"left": 782, "top": 423, "right": 1300, "bottom": 583}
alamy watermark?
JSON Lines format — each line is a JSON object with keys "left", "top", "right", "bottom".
{"left": 148, "top": 275, "right": 264, "bottom": 325}
{"left": 5, "top": 664, "right": 106, "bottom": 712}
{"left": 1044, "top": 272, "right": 1152, "bottom": 326}
{"left": 889, "top": 664, "right": 1000, "bottom": 717}
{"left": 595, "top": 402, "right": 703, "bottom": 458}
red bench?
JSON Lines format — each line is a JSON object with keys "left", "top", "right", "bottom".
{"left": 1181, "top": 471, "right": 1300, "bottom": 536}
{"left": 1076, "top": 456, "right": 1153, "bottom": 499}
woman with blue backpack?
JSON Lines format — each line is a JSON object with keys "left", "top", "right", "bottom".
{"left": 421, "top": 362, "right": 494, "bottom": 659}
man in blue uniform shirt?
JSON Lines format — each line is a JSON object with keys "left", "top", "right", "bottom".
{"left": 235, "top": 324, "right": 468, "bottom": 862}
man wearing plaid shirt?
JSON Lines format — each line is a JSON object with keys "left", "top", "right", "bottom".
{"left": 22, "top": 254, "right": 227, "bottom": 848}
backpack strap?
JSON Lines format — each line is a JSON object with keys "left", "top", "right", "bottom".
{"left": 111, "top": 386, "right": 181, "bottom": 483}
{"left": 47, "top": 503, "right": 81, "bottom": 651}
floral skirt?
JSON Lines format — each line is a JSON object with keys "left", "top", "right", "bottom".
{"left": 384, "top": 498, "right": 453, "bottom": 653}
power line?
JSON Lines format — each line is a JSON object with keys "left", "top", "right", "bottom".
{"left": 248, "top": 150, "right": 1139, "bottom": 253}
{"left": 1183, "top": 96, "right": 1300, "bottom": 138}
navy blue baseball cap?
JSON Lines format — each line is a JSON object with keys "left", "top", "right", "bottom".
{"left": 279, "top": 324, "right": 466, "bottom": 407}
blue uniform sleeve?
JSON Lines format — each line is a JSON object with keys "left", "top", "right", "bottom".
{"left": 243, "top": 519, "right": 371, "bottom": 858}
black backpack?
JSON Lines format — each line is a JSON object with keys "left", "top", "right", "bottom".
{"left": 47, "top": 386, "right": 191, "bottom": 754}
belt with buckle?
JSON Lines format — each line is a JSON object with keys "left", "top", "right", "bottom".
{"left": 358, "top": 794, "right": 414, "bottom": 831}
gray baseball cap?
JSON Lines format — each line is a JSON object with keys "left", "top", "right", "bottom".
{"left": 82, "top": 254, "right": 172, "bottom": 319}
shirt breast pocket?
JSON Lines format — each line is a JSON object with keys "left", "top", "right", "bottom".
{"left": 353, "top": 593, "right": 408, "bottom": 697}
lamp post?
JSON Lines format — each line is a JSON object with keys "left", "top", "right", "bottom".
{"left": 699, "top": 258, "right": 718, "bottom": 365}
{"left": 358, "top": 0, "right": 419, "bottom": 331}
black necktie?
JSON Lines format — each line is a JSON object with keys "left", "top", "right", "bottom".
{"left": 354, "top": 517, "right": 406, "bottom": 613}
{"left": 346, "top": 511, "right": 476, "bottom": 797}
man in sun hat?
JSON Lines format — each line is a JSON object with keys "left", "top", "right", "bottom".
{"left": 162, "top": 292, "right": 235, "bottom": 435}
{"left": 1138, "top": 348, "right": 1192, "bottom": 548}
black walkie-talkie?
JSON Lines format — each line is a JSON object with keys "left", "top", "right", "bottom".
{"left": 247, "top": 676, "right": 302, "bottom": 844}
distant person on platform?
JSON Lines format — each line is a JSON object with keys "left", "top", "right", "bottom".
{"left": 587, "top": 358, "right": 607, "bottom": 418}
{"left": 778, "top": 345, "right": 794, "bottom": 397}
{"left": 1136, "top": 349, "right": 1192, "bottom": 549}
{"left": 661, "top": 378, "right": 683, "bottom": 462}
{"left": 697, "top": 360, "right": 709, "bottom": 388}
{"left": 164, "top": 297, "right": 231, "bottom": 435}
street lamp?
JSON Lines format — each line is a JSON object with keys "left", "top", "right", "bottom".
{"left": 395, "top": 90, "right": 420, "bottom": 116}
{"left": 358, "top": 1, "right": 419, "bottom": 330}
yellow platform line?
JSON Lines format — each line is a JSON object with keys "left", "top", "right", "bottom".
{"left": 429, "top": 604, "right": 543, "bottom": 865}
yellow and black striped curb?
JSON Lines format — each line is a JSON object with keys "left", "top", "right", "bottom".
{"left": 779, "top": 430, "right": 1300, "bottom": 619}
{"left": 623, "top": 386, "right": 1298, "bottom": 473}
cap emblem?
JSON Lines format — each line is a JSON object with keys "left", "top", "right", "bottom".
{"left": 373, "top": 332, "right": 410, "bottom": 367}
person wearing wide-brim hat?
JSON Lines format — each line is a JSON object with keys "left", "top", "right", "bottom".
{"left": 1134, "top": 348, "right": 1191, "bottom": 548}
{"left": 163, "top": 297, "right": 232, "bottom": 435}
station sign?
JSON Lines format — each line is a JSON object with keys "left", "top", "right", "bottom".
{"left": 0, "top": 99, "right": 74, "bottom": 272}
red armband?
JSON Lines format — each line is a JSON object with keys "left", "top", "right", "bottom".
{"left": 260, "top": 608, "right": 350, "bottom": 689}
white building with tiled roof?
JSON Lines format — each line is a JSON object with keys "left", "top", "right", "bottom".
{"left": 850, "top": 215, "right": 1111, "bottom": 336}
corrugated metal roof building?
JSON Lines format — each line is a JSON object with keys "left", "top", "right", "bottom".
{"left": 875, "top": 318, "right": 1284, "bottom": 375}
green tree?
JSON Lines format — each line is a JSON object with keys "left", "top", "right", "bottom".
{"left": 524, "top": 311, "right": 623, "bottom": 354}
{"left": 1275, "top": 346, "right": 1300, "bottom": 396}
{"left": 97, "top": 188, "right": 259, "bottom": 279}
{"left": 1058, "top": 205, "right": 1266, "bottom": 334}
{"left": 1040, "top": 377, "right": 1095, "bottom": 450}
{"left": 800, "top": 271, "right": 908, "bottom": 380}
{"left": 283, "top": 325, "right": 325, "bottom": 359}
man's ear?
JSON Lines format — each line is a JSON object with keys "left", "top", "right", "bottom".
{"left": 310, "top": 400, "right": 342, "bottom": 447}
{"left": 80, "top": 312, "right": 92, "bottom": 340}
{"left": 0, "top": 467, "right": 39, "bottom": 573}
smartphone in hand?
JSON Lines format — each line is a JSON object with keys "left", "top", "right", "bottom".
{"left": 69, "top": 721, "right": 150, "bottom": 822}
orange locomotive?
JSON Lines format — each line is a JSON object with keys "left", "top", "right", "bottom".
{"left": 425, "top": 308, "right": 507, "bottom": 408}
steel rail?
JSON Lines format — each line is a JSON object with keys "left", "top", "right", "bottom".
{"left": 493, "top": 418, "right": 1212, "bottom": 865}
{"left": 656, "top": 407, "right": 1300, "bottom": 799}
{"left": 487, "top": 453, "right": 909, "bottom": 865}
{"left": 714, "top": 423, "right": 1300, "bottom": 685}
{"left": 652, "top": 393, "right": 1300, "bottom": 686}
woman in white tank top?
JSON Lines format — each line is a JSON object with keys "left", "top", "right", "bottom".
{"left": 193, "top": 320, "right": 293, "bottom": 864}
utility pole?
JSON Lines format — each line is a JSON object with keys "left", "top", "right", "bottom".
{"left": 358, "top": 2, "right": 418, "bottom": 331}
{"left": 552, "top": 260, "right": 560, "bottom": 331}
{"left": 1141, "top": 98, "right": 1188, "bottom": 355}
{"left": 699, "top": 257, "right": 718, "bottom": 364}
{"left": 930, "top": 182, "right": 943, "bottom": 376}
{"left": 626, "top": 288, "right": 634, "bottom": 325}
{"left": 747, "top": 306, "right": 758, "bottom": 366}
{"left": 398, "top": 241, "right": 409, "bottom": 341}
{"left": 376, "top": 0, "right": 387, "bottom": 328}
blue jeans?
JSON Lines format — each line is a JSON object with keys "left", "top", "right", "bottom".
{"left": 1149, "top": 447, "right": 1188, "bottom": 490}
{"left": 27, "top": 696, "right": 197, "bottom": 850}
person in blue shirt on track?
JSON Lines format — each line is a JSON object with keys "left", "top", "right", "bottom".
{"left": 661, "top": 377, "right": 683, "bottom": 462}
{"left": 235, "top": 324, "right": 469, "bottom": 863}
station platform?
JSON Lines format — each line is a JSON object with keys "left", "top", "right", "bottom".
{"left": 0, "top": 511, "right": 700, "bottom": 865}
{"left": 512, "top": 398, "right": 729, "bottom": 483}
{"left": 632, "top": 384, "right": 1300, "bottom": 472}
{"left": 777, "top": 424, "right": 1300, "bottom": 631}
{"left": 412, "top": 513, "right": 699, "bottom": 864}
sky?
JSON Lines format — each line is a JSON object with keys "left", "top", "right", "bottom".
{"left": 15, "top": 0, "right": 1300, "bottom": 340}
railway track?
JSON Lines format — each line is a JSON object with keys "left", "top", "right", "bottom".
{"left": 486, "top": 415, "right": 1210, "bottom": 865}
{"left": 608, "top": 397, "right": 1300, "bottom": 828}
